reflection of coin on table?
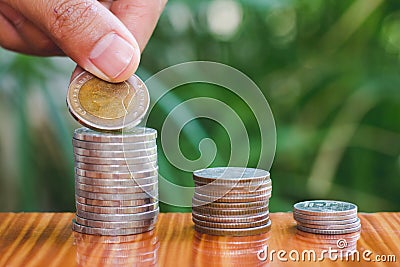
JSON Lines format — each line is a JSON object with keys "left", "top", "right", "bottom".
{"left": 67, "top": 71, "right": 149, "bottom": 130}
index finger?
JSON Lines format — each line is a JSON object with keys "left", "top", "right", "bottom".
{"left": 110, "top": 0, "right": 167, "bottom": 51}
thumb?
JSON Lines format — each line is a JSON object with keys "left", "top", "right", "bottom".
{"left": 4, "top": 0, "right": 140, "bottom": 82}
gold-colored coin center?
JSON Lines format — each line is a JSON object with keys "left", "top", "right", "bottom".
{"left": 78, "top": 79, "right": 134, "bottom": 119}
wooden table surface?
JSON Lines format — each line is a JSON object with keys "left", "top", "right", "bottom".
{"left": 0, "top": 212, "right": 399, "bottom": 266}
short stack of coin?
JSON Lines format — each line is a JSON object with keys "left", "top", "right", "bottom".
{"left": 192, "top": 167, "right": 272, "bottom": 236}
{"left": 293, "top": 200, "right": 361, "bottom": 235}
{"left": 72, "top": 127, "right": 159, "bottom": 236}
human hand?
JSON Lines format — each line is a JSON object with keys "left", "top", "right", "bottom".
{"left": 0, "top": 0, "right": 166, "bottom": 82}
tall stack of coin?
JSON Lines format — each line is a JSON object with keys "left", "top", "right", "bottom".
{"left": 192, "top": 167, "right": 272, "bottom": 236}
{"left": 72, "top": 127, "right": 159, "bottom": 236}
{"left": 293, "top": 200, "right": 361, "bottom": 235}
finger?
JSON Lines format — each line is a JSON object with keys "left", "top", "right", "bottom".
{"left": 0, "top": 3, "right": 63, "bottom": 56}
{"left": 4, "top": 0, "right": 141, "bottom": 82}
{"left": 71, "top": 65, "right": 84, "bottom": 82}
{"left": 0, "top": 12, "right": 32, "bottom": 54}
{"left": 110, "top": 0, "right": 167, "bottom": 51}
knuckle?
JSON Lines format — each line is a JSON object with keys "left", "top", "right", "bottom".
{"left": 48, "top": 0, "right": 98, "bottom": 39}
{"left": 113, "top": 0, "right": 164, "bottom": 15}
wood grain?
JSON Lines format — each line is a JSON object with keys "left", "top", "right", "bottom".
{"left": 0, "top": 212, "right": 399, "bottom": 266}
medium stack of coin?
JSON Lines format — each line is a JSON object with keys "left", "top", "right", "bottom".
{"left": 72, "top": 127, "right": 159, "bottom": 236}
{"left": 192, "top": 167, "right": 272, "bottom": 236}
{"left": 293, "top": 200, "right": 361, "bottom": 235}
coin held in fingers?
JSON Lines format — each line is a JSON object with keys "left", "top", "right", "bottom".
{"left": 67, "top": 71, "right": 149, "bottom": 130}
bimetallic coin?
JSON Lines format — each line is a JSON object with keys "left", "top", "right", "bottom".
{"left": 193, "top": 167, "right": 270, "bottom": 182}
{"left": 76, "top": 175, "right": 158, "bottom": 187}
{"left": 296, "top": 224, "right": 361, "bottom": 235}
{"left": 192, "top": 198, "right": 268, "bottom": 209}
{"left": 76, "top": 208, "right": 159, "bottom": 222}
{"left": 67, "top": 71, "right": 150, "bottom": 130}
{"left": 75, "top": 196, "right": 157, "bottom": 207}
{"left": 192, "top": 205, "right": 269, "bottom": 216}
{"left": 296, "top": 218, "right": 361, "bottom": 230}
{"left": 74, "top": 127, "right": 157, "bottom": 143}
{"left": 192, "top": 216, "right": 270, "bottom": 229}
{"left": 76, "top": 189, "right": 158, "bottom": 200}
{"left": 192, "top": 211, "right": 269, "bottom": 224}
{"left": 76, "top": 202, "right": 158, "bottom": 214}
{"left": 72, "top": 220, "right": 154, "bottom": 236}
{"left": 294, "top": 200, "right": 358, "bottom": 216}
{"left": 72, "top": 139, "right": 156, "bottom": 151}
{"left": 73, "top": 147, "right": 157, "bottom": 158}
{"left": 75, "top": 167, "right": 158, "bottom": 179}
{"left": 75, "top": 162, "right": 157, "bottom": 172}
{"left": 74, "top": 154, "right": 158, "bottom": 165}
{"left": 75, "top": 182, "right": 158, "bottom": 194}
{"left": 194, "top": 220, "right": 271, "bottom": 236}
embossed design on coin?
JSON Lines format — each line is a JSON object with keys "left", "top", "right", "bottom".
{"left": 67, "top": 71, "right": 149, "bottom": 130}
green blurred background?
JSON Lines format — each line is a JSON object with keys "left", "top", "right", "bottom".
{"left": 0, "top": 0, "right": 399, "bottom": 212}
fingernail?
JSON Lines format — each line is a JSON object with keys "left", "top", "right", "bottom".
{"left": 89, "top": 33, "right": 134, "bottom": 80}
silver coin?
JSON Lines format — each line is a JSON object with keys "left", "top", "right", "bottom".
{"left": 75, "top": 195, "right": 157, "bottom": 207}
{"left": 193, "top": 167, "right": 270, "bottom": 181}
{"left": 297, "top": 218, "right": 361, "bottom": 230}
{"left": 73, "top": 146, "right": 157, "bottom": 158}
{"left": 294, "top": 200, "right": 358, "bottom": 216}
{"left": 74, "top": 127, "right": 157, "bottom": 143}
{"left": 75, "top": 182, "right": 158, "bottom": 194}
{"left": 193, "top": 191, "right": 271, "bottom": 203}
{"left": 76, "top": 202, "right": 158, "bottom": 214}
{"left": 76, "top": 189, "right": 158, "bottom": 200}
{"left": 74, "top": 154, "right": 158, "bottom": 165}
{"left": 293, "top": 215, "right": 359, "bottom": 225}
{"left": 194, "top": 220, "right": 271, "bottom": 236}
{"left": 296, "top": 224, "right": 361, "bottom": 235}
{"left": 192, "top": 216, "right": 270, "bottom": 229}
{"left": 192, "top": 205, "right": 269, "bottom": 216}
{"left": 75, "top": 162, "right": 157, "bottom": 172}
{"left": 192, "top": 197, "right": 268, "bottom": 209}
{"left": 195, "top": 186, "right": 272, "bottom": 197}
{"left": 192, "top": 210, "right": 269, "bottom": 223}
{"left": 73, "top": 139, "right": 156, "bottom": 151}
{"left": 72, "top": 220, "right": 155, "bottom": 235}
{"left": 194, "top": 179, "right": 272, "bottom": 190}
{"left": 293, "top": 211, "right": 358, "bottom": 221}
{"left": 75, "top": 167, "right": 158, "bottom": 179}
{"left": 76, "top": 175, "right": 158, "bottom": 187}
{"left": 76, "top": 208, "right": 159, "bottom": 222}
